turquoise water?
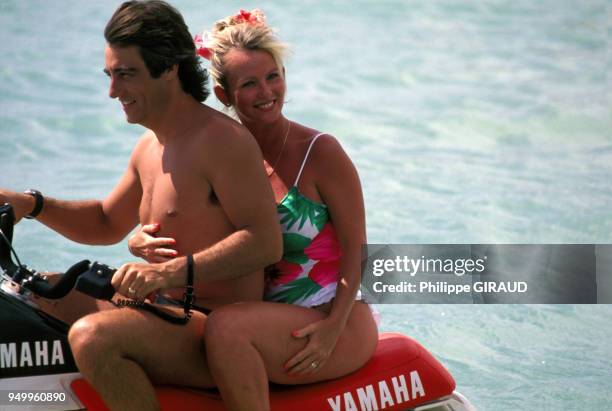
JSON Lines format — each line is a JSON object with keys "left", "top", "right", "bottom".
{"left": 1, "top": 1, "right": 611, "bottom": 409}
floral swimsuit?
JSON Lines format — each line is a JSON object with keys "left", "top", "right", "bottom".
{"left": 264, "top": 134, "right": 342, "bottom": 307}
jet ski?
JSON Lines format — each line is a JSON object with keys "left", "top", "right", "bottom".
{"left": 0, "top": 203, "right": 475, "bottom": 410}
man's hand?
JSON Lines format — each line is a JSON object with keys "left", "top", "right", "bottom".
{"left": 0, "top": 189, "right": 35, "bottom": 223}
{"left": 111, "top": 259, "right": 185, "bottom": 301}
{"left": 128, "top": 223, "right": 178, "bottom": 263}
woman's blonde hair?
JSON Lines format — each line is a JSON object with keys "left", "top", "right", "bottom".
{"left": 205, "top": 9, "right": 288, "bottom": 91}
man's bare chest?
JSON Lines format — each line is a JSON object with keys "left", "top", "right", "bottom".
{"left": 137, "top": 157, "right": 212, "bottom": 222}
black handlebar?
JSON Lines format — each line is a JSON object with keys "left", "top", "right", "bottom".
{"left": 26, "top": 260, "right": 92, "bottom": 299}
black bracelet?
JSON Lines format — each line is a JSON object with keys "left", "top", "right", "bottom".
{"left": 23, "top": 189, "right": 44, "bottom": 219}
{"left": 182, "top": 254, "right": 194, "bottom": 318}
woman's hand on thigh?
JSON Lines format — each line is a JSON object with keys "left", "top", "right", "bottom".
{"left": 284, "top": 317, "right": 343, "bottom": 375}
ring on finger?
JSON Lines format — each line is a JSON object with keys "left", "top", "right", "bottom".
{"left": 310, "top": 361, "right": 317, "bottom": 369}
{"left": 128, "top": 286, "right": 136, "bottom": 295}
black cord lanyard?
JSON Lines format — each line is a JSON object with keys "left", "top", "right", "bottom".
{"left": 183, "top": 254, "right": 195, "bottom": 318}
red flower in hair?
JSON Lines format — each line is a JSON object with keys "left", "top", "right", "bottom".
{"left": 194, "top": 33, "right": 212, "bottom": 60}
{"left": 237, "top": 9, "right": 253, "bottom": 22}
{"left": 234, "top": 9, "right": 265, "bottom": 25}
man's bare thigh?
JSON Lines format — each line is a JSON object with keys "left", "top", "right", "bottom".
{"left": 77, "top": 306, "right": 214, "bottom": 389}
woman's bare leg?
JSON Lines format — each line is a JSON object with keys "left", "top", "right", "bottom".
{"left": 204, "top": 301, "right": 378, "bottom": 411}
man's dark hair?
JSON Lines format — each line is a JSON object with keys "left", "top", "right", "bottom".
{"left": 105, "top": 0, "right": 209, "bottom": 102}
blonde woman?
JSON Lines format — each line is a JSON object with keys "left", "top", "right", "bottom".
{"left": 129, "top": 9, "right": 378, "bottom": 410}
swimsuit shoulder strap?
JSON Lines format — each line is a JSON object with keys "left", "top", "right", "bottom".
{"left": 294, "top": 133, "right": 326, "bottom": 186}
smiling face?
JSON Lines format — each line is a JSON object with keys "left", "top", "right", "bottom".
{"left": 104, "top": 45, "right": 170, "bottom": 126}
{"left": 219, "top": 48, "right": 286, "bottom": 126}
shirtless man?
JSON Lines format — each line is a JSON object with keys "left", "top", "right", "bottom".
{"left": 0, "top": 1, "right": 281, "bottom": 409}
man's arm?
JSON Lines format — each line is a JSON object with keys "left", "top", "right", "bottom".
{"left": 163, "top": 127, "right": 282, "bottom": 287}
{"left": 0, "top": 139, "right": 144, "bottom": 245}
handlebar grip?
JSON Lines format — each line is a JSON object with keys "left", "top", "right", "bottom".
{"left": 75, "top": 262, "right": 116, "bottom": 300}
{"left": 25, "top": 260, "right": 91, "bottom": 299}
